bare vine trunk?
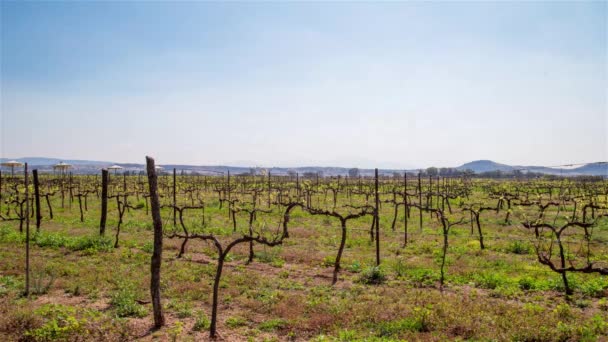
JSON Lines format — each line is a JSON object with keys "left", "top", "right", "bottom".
{"left": 333, "top": 220, "right": 347, "bottom": 285}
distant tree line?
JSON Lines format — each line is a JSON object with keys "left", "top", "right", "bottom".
{"left": 414, "top": 167, "right": 605, "bottom": 181}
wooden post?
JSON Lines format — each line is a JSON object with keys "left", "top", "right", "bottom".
{"left": 428, "top": 175, "right": 432, "bottom": 218}
{"left": 418, "top": 172, "right": 422, "bottom": 232}
{"left": 0, "top": 170, "right": 3, "bottom": 219}
{"left": 24, "top": 163, "right": 30, "bottom": 297}
{"left": 33, "top": 170, "right": 41, "bottom": 231}
{"left": 173, "top": 168, "right": 177, "bottom": 226}
{"left": 436, "top": 176, "right": 440, "bottom": 210}
{"left": 61, "top": 174, "right": 65, "bottom": 208}
{"left": 146, "top": 156, "right": 165, "bottom": 329}
{"left": 69, "top": 172, "right": 73, "bottom": 208}
{"left": 316, "top": 172, "right": 320, "bottom": 206}
{"left": 227, "top": 170, "right": 231, "bottom": 218}
{"left": 404, "top": 172, "right": 408, "bottom": 246}
{"left": 375, "top": 168, "right": 380, "bottom": 266}
{"left": 267, "top": 171, "right": 271, "bottom": 207}
{"left": 100, "top": 169, "right": 108, "bottom": 236}
{"left": 123, "top": 171, "right": 127, "bottom": 194}
{"left": 227, "top": 170, "right": 231, "bottom": 201}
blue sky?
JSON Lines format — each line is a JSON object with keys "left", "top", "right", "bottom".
{"left": 1, "top": 1, "right": 606, "bottom": 168}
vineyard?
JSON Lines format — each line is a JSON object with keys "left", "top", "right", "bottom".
{"left": 0, "top": 158, "right": 607, "bottom": 341}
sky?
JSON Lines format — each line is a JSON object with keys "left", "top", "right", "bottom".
{"left": 1, "top": 1, "right": 606, "bottom": 169}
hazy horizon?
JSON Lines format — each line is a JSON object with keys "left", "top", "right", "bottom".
{"left": 2, "top": 2, "right": 606, "bottom": 168}
{"left": 1, "top": 155, "right": 606, "bottom": 172}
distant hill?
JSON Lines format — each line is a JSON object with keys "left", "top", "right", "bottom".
{"left": 457, "top": 160, "right": 607, "bottom": 177}
{"left": 456, "top": 160, "right": 514, "bottom": 173}
{"left": 569, "top": 162, "right": 608, "bottom": 176}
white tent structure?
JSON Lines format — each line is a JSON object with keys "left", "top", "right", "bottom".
{"left": 53, "top": 162, "right": 72, "bottom": 176}
{"left": 1, "top": 160, "right": 24, "bottom": 176}
{"left": 108, "top": 165, "right": 124, "bottom": 174}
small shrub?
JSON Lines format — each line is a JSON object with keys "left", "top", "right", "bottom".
{"left": 406, "top": 268, "right": 440, "bottom": 287}
{"left": 579, "top": 277, "right": 608, "bottom": 298}
{"left": 25, "top": 304, "right": 85, "bottom": 341}
{"left": 598, "top": 298, "right": 608, "bottom": 311}
{"left": 347, "top": 260, "right": 362, "bottom": 273}
{"left": 65, "top": 284, "right": 81, "bottom": 297}
{"left": 167, "top": 300, "right": 193, "bottom": 318}
{"left": 134, "top": 200, "right": 145, "bottom": 209}
{"left": 575, "top": 299, "right": 591, "bottom": 309}
{"left": 374, "top": 306, "right": 432, "bottom": 337}
{"left": 586, "top": 314, "right": 608, "bottom": 336}
{"left": 0, "top": 275, "right": 22, "bottom": 297}
{"left": 321, "top": 255, "right": 335, "bottom": 267}
{"left": 248, "top": 288, "right": 282, "bottom": 306}
{"left": 168, "top": 321, "right": 184, "bottom": 342}
{"left": 32, "top": 232, "right": 113, "bottom": 253}
{"left": 554, "top": 303, "right": 573, "bottom": 320}
{"left": 491, "top": 285, "right": 521, "bottom": 298}
{"left": 506, "top": 241, "right": 531, "bottom": 255}
{"left": 226, "top": 316, "right": 247, "bottom": 329}
{"left": 472, "top": 272, "right": 508, "bottom": 290}
{"left": 518, "top": 276, "right": 536, "bottom": 291}
{"left": 418, "top": 243, "right": 434, "bottom": 254}
{"left": 3, "top": 307, "right": 42, "bottom": 335}
{"left": 523, "top": 303, "right": 545, "bottom": 314}
{"left": 258, "top": 318, "right": 287, "bottom": 332}
{"left": 556, "top": 321, "right": 574, "bottom": 341}
{"left": 392, "top": 258, "right": 407, "bottom": 278}
{"left": 0, "top": 226, "right": 24, "bottom": 243}
{"left": 337, "top": 329, "right": 357, "bottom": 341}
{"left": 193, "top": 311, "right": 210, "bottom": 331}
{"left": 549, "top": 275, "right": 579, "bottom": 293}
{"left": 68, "top": 235, "right": 113, "bottom": 252}
{"left": 141, "top": 241, "right": 154, "bottom": 254}
{"left": 110, "top": 282, "right": 146, "bottom": 318}
{"left": 30, "top": 269, "right": 56, "bottom": 295}
{"left": 306, "top": 285, "right": 333, "bottom": 307}
{"left": 33, "top": 232, "right": 68, "bottom": 249}
{"left": 358, "top": 266, "right": 386, "bottom": 285}
{"left": 256, "top": 248, "right": 284, "bottom": 267}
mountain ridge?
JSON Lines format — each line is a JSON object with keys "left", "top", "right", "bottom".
{"left": 455, "top": 159, "right": 607, "bottom": 176}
